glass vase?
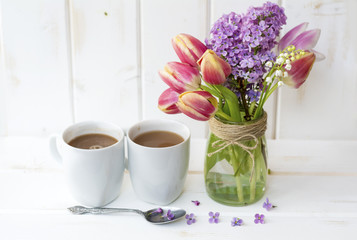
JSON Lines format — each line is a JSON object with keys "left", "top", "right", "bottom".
{"left": 204, "top": 114, "right": 268, "bottom": 206}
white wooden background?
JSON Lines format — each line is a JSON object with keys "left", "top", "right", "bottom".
{"left": 0, "top": 1, "right": 357, "bottom": 239}
{"left": 0, "top": 0, "right": 356, "bottom": 141}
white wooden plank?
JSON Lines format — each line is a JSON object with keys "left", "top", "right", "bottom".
{"left": 1, "top": 137, "right": 357, "bottom": 174}
{"left": 279, "top": 0, "right": 357, "bottom": 140}
{"left": 0, "top": 0, "right": 7, "bottom": 136}
{"left": 1, "top": 213, "right": 356, "bottom": 240}
{"left": 0, "top": 0, "right": 72, "bottom": 136}
{"left": 1, "top": 172, "right": 357, "bottom": 217}
{"left": 267, "top": 139, "right": 357, "bottom": 174}
{"left": 1, "top": 172, "right": 356, "bottom": 240}
{"left": 210, "top": 0, "right": 280, "bottom": 139}
{"left": 69, "top": 0, "right": 139, "bottom": 131}
{"left": 1, "top": 137, "right": 357, "bottom": 239}
{"left": 140, "top": 0, "right": 209, "bottom": 138}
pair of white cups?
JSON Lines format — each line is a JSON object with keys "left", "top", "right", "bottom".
{"left": 50, "top": 119, "right": 190, "bottom": 207}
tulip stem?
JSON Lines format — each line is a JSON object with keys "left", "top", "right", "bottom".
{"left": 201, "top": 85, "right": 225, "bottom": 112}
{"left": 200, "top": 85, "right": 222, "bottom": 99}
{"left": 216, "top": 110, "right": 235, "bottom": 122}
{"left": 215, "top": 85, "right": 242, "bottom": 122}
{"left": 255, "top": 76, "right": 276, "bottom": 119}
{"left": 239, "top": 88, "right": 251, "bottom": 121}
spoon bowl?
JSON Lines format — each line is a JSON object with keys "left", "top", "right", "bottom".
{"left": 67, "top": 206, "right": 186, "bottom": 224}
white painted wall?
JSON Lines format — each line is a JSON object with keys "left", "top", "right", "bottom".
{"left": 0, "top": 0, "right": 356, "bottom": 141}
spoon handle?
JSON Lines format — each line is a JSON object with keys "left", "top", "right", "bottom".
{"left": 68, "top": 206, "right": 143, "bottom": 215}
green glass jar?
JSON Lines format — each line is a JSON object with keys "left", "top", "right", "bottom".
{"left": 204, "top": 113, "right": 268, "bottom": 206}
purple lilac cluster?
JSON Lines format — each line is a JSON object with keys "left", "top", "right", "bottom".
{"left": 206, "top": 2, "right": 286, "bottom": 101}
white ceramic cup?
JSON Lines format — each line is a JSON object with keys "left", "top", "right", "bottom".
{"left": 127, "top": 119, "right": 190, "bottom": 205}
{"left": 49, "top": 121, "right": 125, "bottom": 207}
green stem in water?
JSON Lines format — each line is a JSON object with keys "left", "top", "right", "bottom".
{"left": 230, "top": 145, "right": 244, "bottom": 203}
{"left": 250, "top": 169, "right": 256, "bottom": 201}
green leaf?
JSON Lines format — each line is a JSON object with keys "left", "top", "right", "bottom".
{"left": 214, "top": 85, "right": 242, "bottom": 122}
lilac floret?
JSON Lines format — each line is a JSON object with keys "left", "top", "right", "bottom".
{"left": 231, "top": 217, "right": 243, "bottom": 226}
{"left": 165, "top": 210, "right": 175, "bottom": 220}
{"left": 263, "top": 198, "right": 272, "bottom": 211}
{"left": 185, "top": 213, "right": 196, "bottom": 225}
{"left": 254, "top": 213, "right": 265, "bottom": 224}
{"left": 206, "top": 2, "right": 287, "bottom": 101}
{"left": 263, "top": 197, "right": 276, "bottom": 211}
{"left": 208, "top": 211, "right": 220, "bottom": 224}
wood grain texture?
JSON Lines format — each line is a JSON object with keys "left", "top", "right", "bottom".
{"left": 69, "top": 0, "right": 139, "bottom": 130}
{"left": 0, "top": 0, "right": 356, "bottom": 141}
{"left": 279, "top": 0, "right": 357, "bottom": 140}
{"left": 0, "top": 0, "right": 72, "bottom": 136}
{"left": 0, "top": 171, "right": 356, "bottom": 240}
{"left": 140, "top": 0, "right": 209, "bottom": 138}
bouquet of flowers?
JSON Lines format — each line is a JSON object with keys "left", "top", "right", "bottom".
{"left": 157, "top": 2, "right": 323, "bottom": 206}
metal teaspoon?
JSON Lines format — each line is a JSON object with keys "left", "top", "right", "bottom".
{"left": 67, "top": 205, "right": 186, "bottom": 224}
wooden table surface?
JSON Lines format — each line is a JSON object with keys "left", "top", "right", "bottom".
{"left": 1, "top": 137, "right": 356, "bottom": 239}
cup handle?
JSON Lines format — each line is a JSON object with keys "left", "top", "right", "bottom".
{"left": 49, "top": 135, "right": 62, "bottom": 165}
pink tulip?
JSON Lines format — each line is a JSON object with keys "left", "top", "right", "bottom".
{"left": 159, "top": 62, "right": 201, "bottom": 93}
{"left": 172, "top": 33, "right": 208, "bottom": 67}
{"left": 278, "top": 22, "right": 309, "bottom": 52}
{"left": 278, "top": 22, "right": 324, "bottom": 61}
{"left": 197, "top": 50, "right": 231, "bottom": 85}
{"left": 158, "top": 88, "right": 181, "bottom": 114}
{"left": 282, "top": 52, "right": 316, "bottom": 89}
{"left": 177, "top": 91, "right": 218, "bottom": 121}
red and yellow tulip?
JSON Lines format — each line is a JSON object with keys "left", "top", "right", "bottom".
{"left": 158, "top": 88, "right": 181, "bottom": 114}
{"left": 197, "top": 50, "right": 231, "bottom": 85}
{"left": 159, "top": 62, "right": 201, "bottom": 94}
{"left": 177, "top": 91, "right": 217, "bottom": 121}
{"left": 172, "top": 33, "right": 207, "bottom": 67}
{"left": 282, "top": 52, "right": 316, "bottom": 88}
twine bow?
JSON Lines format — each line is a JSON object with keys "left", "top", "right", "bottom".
{"left": 207, "top": 112, "right": 267, "bottom": 182}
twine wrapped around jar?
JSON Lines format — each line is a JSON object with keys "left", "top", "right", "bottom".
{"left": 207, "top": 111, "right": 268, "bottom": 181}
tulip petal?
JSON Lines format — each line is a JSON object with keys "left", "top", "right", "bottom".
{"left": 198, "top": 50, "right": 231, "bottom": 85}
{"left": 291, "top": 29, "right": 321, "bottom": 51}
{"left": 311, "top": 49, "right": 326, "bottom": 62}
{"left": 279, "top": 22, "right": 308, "bottom": 52}
{"left": 177, "top": 91, "right": 217, "bottom": 121}
{"left": 158, "top": 88, "right": 181, "bottom": 114}
{"left": 159, "top": 62, "right": 201, "bottom": 93}
{"left": 172, "top": 34, "right": 207, "bottom": 67}
{"left": 283, "top": 52, "right": 316, "bottom": 88}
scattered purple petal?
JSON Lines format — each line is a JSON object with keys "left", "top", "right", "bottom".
{"left": 263, "top": 198, "right": 277, "bottom": 211}
{"left": 263, "top": 198, "right": 272, "bottom": 211}
{"left": 254, "top": 213, "right": 265, "bottom": 224}
{"left": 231, "top": 217, "right": 243, "bottom": 226}
{"left": 192, "top": 200, "right": 200, "bottom": 206}
{"left": 155, "top": 208, "right": 163, "bottom": 214}
{"left": 185, "top": 213, "right": 196, "bottom": 225}
{"left": 165, "top": 210, "right": 175, "bottom": 220}
{"left": 209, "top": 211, "right": 220, "bottom": 224}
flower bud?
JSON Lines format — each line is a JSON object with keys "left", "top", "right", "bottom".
{"left": 282, "top": 52, "right": 316, "bottom": 88}
{"left": 197, "top": 50, "right": 231, "bottom": 85}
{"left": 177, "top": 91, "right": 217, "bottom": 121}
{"left": 159, "top": 62, "right": 201, "bottom": 93}
{"left": 158, "top": 88, "right": 181, "bottom": 114}
{"left": 172, "top": 33, "right": 207, "bottom": 67}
